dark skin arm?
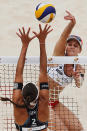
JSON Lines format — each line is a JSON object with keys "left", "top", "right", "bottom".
{"left": 33, "top": 24, "right": 53, "bottom": 122}
{"left": 13, "top": 27, "right": 35, "bottom": 105}
{"left": 15, "top": 27, "right": 35, "bottom": 83}
{"left": 12, "top": 27, "right": 36, "bottom": 125}
{"left": 33, "top": 24, "right": 53, "bottom": 83}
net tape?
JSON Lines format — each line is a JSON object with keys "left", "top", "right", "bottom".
{"left": 0, "top": 56, "right": 87, "bottom": 64}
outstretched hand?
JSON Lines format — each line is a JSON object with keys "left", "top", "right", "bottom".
{"left": 16, "top": 27, "right": 36, "bottom": 47}
{"left": 64, "top": 10, "right": 76, "bottom": 25}
{"left": 33, "top": 24, "right": 53, "bottom": 44}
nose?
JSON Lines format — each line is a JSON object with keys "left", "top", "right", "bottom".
{"left": 70, "top": 45, "right": 75, "bottom": 49}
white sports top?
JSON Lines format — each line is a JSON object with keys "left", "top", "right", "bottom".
{"left": 47, "top": 64, "right": 74, "bottom": 87}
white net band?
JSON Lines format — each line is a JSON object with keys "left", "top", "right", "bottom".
{"left": 0, "top": 56, "right": 87, "bottom": 64}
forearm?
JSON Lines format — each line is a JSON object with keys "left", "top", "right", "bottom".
{"left": 61, "top": 21, "right": 75, "bottom": 38}
{"left": 53, "top": 21, "right": 75, "bottom": 56}
{"left": 36, "top": 24, "right": 52, "bottom": 82}
{"left": 39, "top": 41, "right": 48, "bottom": 83}
{"left": 40, "top": 42, "right": 47, "bottom": 74}
{"left": 39, "top": 43, "right": 48, "bottom": 100}
{"left": 15, "top": 46, "right": 28, "bottom": 82}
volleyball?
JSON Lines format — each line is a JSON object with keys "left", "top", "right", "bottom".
{"left": 35, "top": 3, "right": 56, "bottom": 23}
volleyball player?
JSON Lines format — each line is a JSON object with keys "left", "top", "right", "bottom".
{"left": 12, "top": 24, "right": 52, "bottom": 131}
{"left": 48, "top": 11, "right": 85, "bottom": 131}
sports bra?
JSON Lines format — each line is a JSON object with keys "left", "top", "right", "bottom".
{"left": 15, "top": 101, "right": 48, "bottom": 131}
{"left": 47, "top": 64, "right": 75, "bottom": 87}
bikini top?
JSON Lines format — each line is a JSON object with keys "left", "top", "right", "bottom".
{"left": 15, "top": 101, "right": 48, "bottom": 131}
{"left": 47, "top": 64, "right": 75, "bottom": 87}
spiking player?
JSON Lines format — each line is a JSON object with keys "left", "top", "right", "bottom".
{"left": 48, "top": 11, "right": 85, "bottom": 131}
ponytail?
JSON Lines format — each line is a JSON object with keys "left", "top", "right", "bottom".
{"left": 0, "top": 97, "right": 26, "bottom": 108}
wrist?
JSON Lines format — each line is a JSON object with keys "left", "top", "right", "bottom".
{"left": 39, "top": 40, "right": 45, "bottom": 44}
{"left": 22, "top": 45, "right": 28, "bottom": 49}
{"left": 70, "top": 19, "right": 76, "bottom": 26}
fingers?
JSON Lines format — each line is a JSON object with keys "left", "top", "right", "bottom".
{"left": 31, "top": 35, "right": 36, "bottom": 40}
{"left": 33, "top": 31, "right": 38, "bottom": 36}
{"left": 39, "top": 24, "right": 52, "bottom": 32}
{"left": 16, "top": 27, "right": 25, "bottom": 37}
{"left": 47, "top": 26, "right": 53, "bottom": 34}
{"left": 44, "top": 24, "right": 51, "bottom": 31}
{"left": 19, "top": 28, "right": 23, "bottom": 35}
{"left": 47, "top": 28, "right": 53, "bottom": 34}
{"left": 27, "top": 27, "right": 30, "bottom": 35}
{"left": 16, "top": 32, "right": 21, "bottom": 38}
{"left": 22, "top": 27, "right": 25, "bottom": 35}
{"left": 16, "top": 24, "right": 52, "bottom": 41}
{"left": 32, "top": 31, "right": 38, "bottom": 40}
{"left": 36, "top": 24, "right": 53, "bottom": 34}
{"left": 44, "top": 24, "right": 48, "bottom": 31}
{"left": 44, "top": 24, "right": 53, "bottom": 34}
{"left": 46, "top": 25, "right": 51, "bottom": 31}
{"left": 39, "top": 24, "right": 42, "bottom": 32}
{"left": 64, "top": 16, "right": 73, "bottom": 20}
{"left": 17, "top": 27, "right": 28, "bottom": 36}
{"left": 65, "top": 10, "right": 74, "bottom": 19}
{"left": 17, "top": 27, "right": 31, "bottom": 37}
{"left": 64, "top": 10, "right": 76, "bottom": 24}
{"left": 66, "top": 10, "right": 71, "bottom": 15}
{"left": 46, "top": 24, "right": 53, "bottom": 34}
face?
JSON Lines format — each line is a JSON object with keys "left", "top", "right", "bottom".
{"left": 65, "top": 39, "right": 81, "bottom": 56}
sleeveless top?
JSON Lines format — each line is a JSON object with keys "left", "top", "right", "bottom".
{"left": 47, "top": 64, "right": 75, "bottom": 87}
{"left": 15, "top": 101, "right": 48, "bottom": 131}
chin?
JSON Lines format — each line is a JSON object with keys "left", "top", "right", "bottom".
{"left": 67, "top": 54, "right": 75, "bottom": 56}
{"left": 66, "top": 51, "right": 78, "bottom": 56}
{"left": 68, "top": 52, "right": 78, "bottom": 56}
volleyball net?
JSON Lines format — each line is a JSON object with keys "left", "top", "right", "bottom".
{"left": 0, "top": 56, "right": 87, "bottom": 131}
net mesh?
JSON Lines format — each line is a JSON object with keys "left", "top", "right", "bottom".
{"left": 0, "top": 56, "right": 87, "bottom": 131}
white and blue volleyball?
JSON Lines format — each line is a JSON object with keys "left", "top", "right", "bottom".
{"left": 35, "top": 3, "right": 56, "bottom": 23}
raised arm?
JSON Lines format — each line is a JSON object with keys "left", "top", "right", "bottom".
{"left": 33, "top": 24, "right": 53, "bottom": 82}
{"left": 13, "top": 27, "right": 35, "bottom": 106}
{"left": 15, "top": 27, "right": 35, "bottom": 83}
{"left": 33, "top": 24, "right": 53, "bottom": 122}
{"left": 53, "top": 10, "right": 76, "bottom": 56}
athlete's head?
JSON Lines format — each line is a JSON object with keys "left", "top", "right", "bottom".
{"left": 65, "top": 35, "right": 83, "bottom": 56}
{"left": 22, "top": 83, "right": 38, "bottom": 106}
